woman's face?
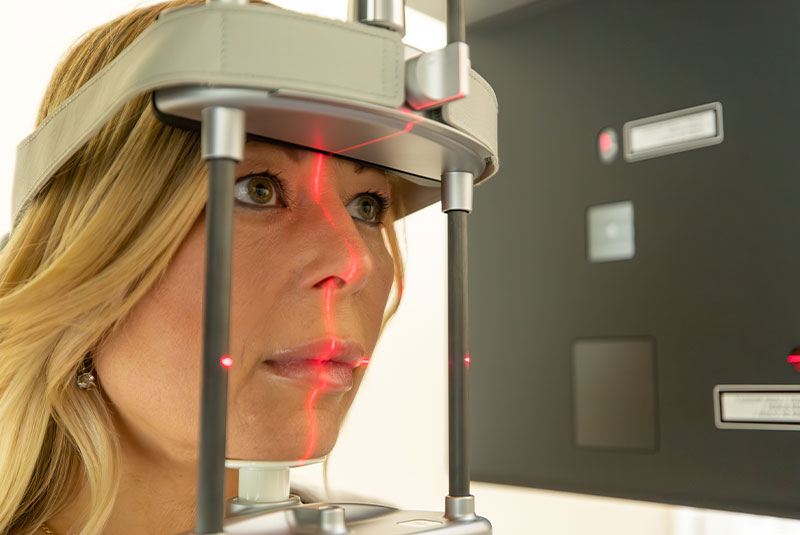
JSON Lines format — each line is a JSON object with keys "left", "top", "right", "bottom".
{"left": 94, "top": 140, "right": 396, "bottom": 464}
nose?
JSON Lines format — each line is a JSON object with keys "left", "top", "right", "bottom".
{"left": 297, "top": 154, "right": 375, "bottom": 295}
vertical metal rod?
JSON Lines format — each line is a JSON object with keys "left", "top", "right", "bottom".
{"left": 442, "top": 0, "right": 471, "bottom": 498}
{"left": 447, "top": 210, "right": 470, "bottom": 496}
{"left": 196, "top": 106, "right": 245, "bottom": 534}
{"left": 442, "top": 171, "right": 474, "bottom": 499}
{"left": 447, "top": 0, "right": 466, "bottom": 43}
{"left": 196, "top": 160, "right": 234, "bottom": 534}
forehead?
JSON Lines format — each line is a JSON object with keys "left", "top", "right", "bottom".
{"left": 240, "top": 140, "right": 387, "bottom": 182}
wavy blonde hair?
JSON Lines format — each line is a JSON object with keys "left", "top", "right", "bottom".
{"left": 0, "top": 1, "right": 406, "bottom": 533}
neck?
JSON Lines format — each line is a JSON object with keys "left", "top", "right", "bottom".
{"left": 46, "top": 446, "right": 239, "bottom": 534}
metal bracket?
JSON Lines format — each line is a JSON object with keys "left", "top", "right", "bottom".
{"left": 441, "top": 171, "right": 474, "bottom": 213}
{"left": 406, "top": 42, "right": 471, "bottom": 110}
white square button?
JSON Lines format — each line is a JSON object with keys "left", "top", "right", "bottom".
{"left": 587, "top": 201, "right": 635, "bottom": 263}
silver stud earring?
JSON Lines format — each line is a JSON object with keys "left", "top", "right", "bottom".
{"left": 76, "top": 353, "right": 97, "bottom": 390}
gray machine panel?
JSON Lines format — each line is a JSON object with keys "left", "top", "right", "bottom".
{"left": 467, "top": 0, "right": 800, "bottom": 519}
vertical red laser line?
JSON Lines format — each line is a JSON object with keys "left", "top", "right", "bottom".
{"left": 301, "top": 114, "right": 424, "bottom": 460}
{"left": 300, "top": 153, "right": 366, "bottom": 462}
{"left": 303, "top": 114, "right": 425, "bottom": 459}
{"left": 299, "top": 386, "right": 321, "bottom": 465}
{"left": 300, "top": 283, "right": 336, "bottom": 464}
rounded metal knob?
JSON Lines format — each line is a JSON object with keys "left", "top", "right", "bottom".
{"left": 291, "top": 504, "right": 348, "bottom": 534}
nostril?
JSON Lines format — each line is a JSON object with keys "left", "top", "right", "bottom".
{"left": 316, "top": 276, "right": 345, "bottom": 290}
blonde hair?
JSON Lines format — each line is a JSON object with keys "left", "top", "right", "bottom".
{"left": 0, "top": 1, "right": 406, "bottom": 533}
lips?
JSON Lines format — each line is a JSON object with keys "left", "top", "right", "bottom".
{"left": 262, "top": 338, "right": 367, "bottom": 392}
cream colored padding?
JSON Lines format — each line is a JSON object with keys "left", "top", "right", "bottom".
{"left": 12, "top": 2, "right": 500, "bottom": 227}
{"left": 12, "top": 3, "right": 404, "bottom": 226}
{"left": 442, "top": 70, "right": 499, "bottom": 167}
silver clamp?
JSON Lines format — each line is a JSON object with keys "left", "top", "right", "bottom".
{"left": 444, "top": 495, "right": 477, "bottom": 521}
{"left": 441, "top": 171, "right": 474, "bottom": 213}
{"left": 289, "top": 504, "right": 348, "bottom": 534}
{"left": 355, "top": 0, "right": 406, "bottom": 35}
{"left": 406, "top": 41, "right": 471, "bottom": 110}
{"left": 201, "top": 107, "right": 245, "bottom": 161}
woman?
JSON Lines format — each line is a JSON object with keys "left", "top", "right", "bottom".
{"left": 0, "top": 1, "right": 406, "bottom": 533}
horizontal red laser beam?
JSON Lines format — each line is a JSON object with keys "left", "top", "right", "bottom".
{"left": 333, "top": 118, "right": 424, "bottom": 154}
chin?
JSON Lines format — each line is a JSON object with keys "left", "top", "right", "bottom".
{"left": 226, "top": 420, "right": 341, "bottom": 462}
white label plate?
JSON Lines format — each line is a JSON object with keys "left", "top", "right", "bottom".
{"left": 715, "top": 385, "right": 800, "bottom": 430}
{"left": 624, "top": 102, "right": 723, "bottom": 162}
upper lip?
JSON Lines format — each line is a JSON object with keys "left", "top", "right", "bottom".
{"left": 264, "top": 338, "right": 366, "bottom": 366}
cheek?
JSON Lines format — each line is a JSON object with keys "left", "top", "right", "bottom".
{"left": 368, "top": 227, "right": 396, "bottom": 306}
{"left": 93, "top": 221, "right": 207, "bottom": 458}
{"left": 374, "top": 224, "right": 395, "bottom": 273}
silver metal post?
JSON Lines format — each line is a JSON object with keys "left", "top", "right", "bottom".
{"left": 447, "top": 0, "right": 466, "bottom": 44}
{"left": 442, "top": 171, "right": 473, "bottom": 503}
{"left": 196, "top": 106, "right": 245, "bottom": 535}
{"left": 355, "top": 0, "right": 406, "bottom": 35}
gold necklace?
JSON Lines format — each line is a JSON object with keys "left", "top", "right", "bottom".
{"left": 40, "top": 525, "right": 55, "bottom": 534}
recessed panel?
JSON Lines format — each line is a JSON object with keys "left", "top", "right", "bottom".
{"left": 572, "top": 338, "right": 658, "bottom": 451}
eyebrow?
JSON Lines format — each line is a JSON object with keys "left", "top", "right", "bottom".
{"left": 271, "top": 143, "right": 304, "bottom": 163}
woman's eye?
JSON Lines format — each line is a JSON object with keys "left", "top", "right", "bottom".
{"left": 347, "top": 194, "right": 386, "bottom": 224}
{"left": 234, "top": 175, "right": 281, "bottom": 207}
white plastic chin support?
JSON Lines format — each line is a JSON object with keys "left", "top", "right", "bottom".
{"left": 224, "top": 457, "right": 326, "bottom": 516}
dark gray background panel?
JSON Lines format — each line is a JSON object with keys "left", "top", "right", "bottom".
{"left": 466, "top": 0, "right": 800, "bottom": 519}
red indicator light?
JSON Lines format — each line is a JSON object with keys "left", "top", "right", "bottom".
{"left": 220, "top": 356, "right": 233, "bottom": 368}
{"left": 599, "top": 132, "right": 613, "bottom": 153}
{"left": 464, "top": 354, "right": 470, "bottom": 368}
{"left": 787, "top": 347, "right": 800, "bottom": 371}
{"left": 597, "top": 128, "right": 618, "bottom": 164}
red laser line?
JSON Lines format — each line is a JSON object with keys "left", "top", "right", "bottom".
{"left": 413, "top": 93, "right": 465, "bottom": 111}
{"left": 333, "top": 118, "right": 424, "bottom": 154}
{"left": 299, "top": 386, "right": 322, "bottom": 464}
{"left": 300, "top": 154, "right": 366, "bottom": 462}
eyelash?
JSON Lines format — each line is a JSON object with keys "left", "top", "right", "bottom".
{"left": 234, "top": 171, "right": 392, "bottom": 226}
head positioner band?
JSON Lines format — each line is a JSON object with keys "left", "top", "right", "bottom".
{"left": 12, "top": 2, "right": 498, "bottom": 227}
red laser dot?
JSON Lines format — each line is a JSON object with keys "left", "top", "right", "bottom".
{"left": 220, "top": 356, "right": 233, "bottom": 368}
{"left": 464, "top": 355, "right": 471, "bottom": 368}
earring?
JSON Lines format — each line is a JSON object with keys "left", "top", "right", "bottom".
{"left": 76, "top": 353, "right": 97, "bottom": 390}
